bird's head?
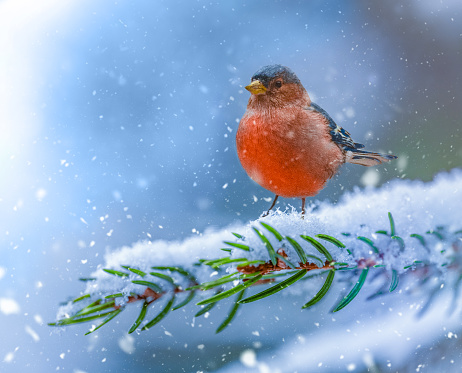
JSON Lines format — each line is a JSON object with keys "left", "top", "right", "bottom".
{"left": 245, "top": 65, "right": 309, "bottom": 108}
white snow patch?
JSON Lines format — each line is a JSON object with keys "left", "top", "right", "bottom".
{"left": 240, "top": 349, "right": 257, "bottom": 367}
{"left": 360, "top": 168, "right": 380, "bottom": 187}
{"left": 3, "top": 350, "right": 16, "bottom": 363}
{"left": 0, "top": 297, "right": 20, "bottom": 315}
{"left": 118, "top": 334, "right": 135, "bottom": 354}
{"left": 25, "top": 325, "right": 40, "bottom": 342}
{"left": 34, "top": 314, "right": 44, "bottom": 325}
{"left": 35, "top": 188, "right": 47, "bottom": 201}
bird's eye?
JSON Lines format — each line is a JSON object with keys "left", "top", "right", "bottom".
{"left": 274, "top": 80, "right": 282, "bottom": 88}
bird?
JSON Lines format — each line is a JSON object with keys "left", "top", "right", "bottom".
{"left": 236, "top": 64, "right": 397, "bottom": 216}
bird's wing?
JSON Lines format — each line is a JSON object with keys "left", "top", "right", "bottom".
{"left": 307, "top": 102, "right": 364, "bottom": 150}
{"left": 307, "top": 102, "right": 397, "bottom": 166}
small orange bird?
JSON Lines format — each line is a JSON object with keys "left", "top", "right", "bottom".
{"left": 236, "top": 64, "right": 397, "bottom": 215}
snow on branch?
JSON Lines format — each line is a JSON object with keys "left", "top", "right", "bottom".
{"left": 51, "top": 169, "right": 462, "bottom": 335}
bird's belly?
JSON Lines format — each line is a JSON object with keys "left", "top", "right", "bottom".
{"left": 237, "top": 123, "right": 339, "bottom": 198}
{"left": 239, "top": 149, "right": 325, "bottom": 197}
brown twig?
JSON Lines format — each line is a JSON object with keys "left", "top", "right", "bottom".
{"left": 238, "top": 248, "right": 333, "bottom": 275}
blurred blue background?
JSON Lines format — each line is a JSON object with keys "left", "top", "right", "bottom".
{"left": 1, "top": 0, "right": 461, "bottom": 372}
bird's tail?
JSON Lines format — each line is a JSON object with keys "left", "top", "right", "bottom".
{"left": 345, "top": 147, "right": 397, "bottom": 167}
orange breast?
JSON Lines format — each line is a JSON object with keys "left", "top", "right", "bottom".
{"left": 236, "top": 110, "right": 344, "bottom": 198}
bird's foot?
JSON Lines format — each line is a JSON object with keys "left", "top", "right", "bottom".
{"left": 262, "top": 195, "right": 279, "bottom": 217}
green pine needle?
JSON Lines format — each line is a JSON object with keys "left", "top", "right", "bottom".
{"left": 389, "top": 269, "right": 399, "bottom": 292}
{"left": 336, "top": 266, "right": 358, "bottom": 271}
{"left": 388, "top": 212, "right": 396, "bottom": 236}
{"left": 128, "top": 301, "right": 149, "bottom": 334}
{"left": 236, "top": 260, "right": 266, "bottom": 268}
{"left": 72, "top": 294, "right": 91, "bottom": 303}
{"left": 315, "top": 234, "right": 346, "bottom": 248}
{"left": 426, "top": 230, "right": 444, "bottom": 240}
{"left": 223, "top": 241, "right": 250, "bottom": 251}
{"left": 85, "top": 309, "right": 123, "bottom": 335}
{"left": 305, "top": 254, "right": 325, "bottom": 267}
{"left": 391, "top": 236, "right": 405, "bottom": 251}
{"left": 149, "top": 272, "right": 176, "bottom": 285}
{"left": 196, "top": 274, "right": 263, "bottom": 305}
{"left": 315, "top": 233, "right": 351, "bottom": 255}
{"left": 274, "top": 253, "right": 297, "bottom": 269}
{"left": 195, "top": 299, "right": 219, "bottom": 317}
{"left": 201, "top": 257, "right": 248, "bottom": 269}
{"left": 104, "top": 293, "right": 125, "bottom": 299}
{"left": 410, "top": 233, "right": 426, "bottom": 247}
{"left": 142, "top": 295, "right": 175, "bottom": 331}
{"left": 54, "top": 310, "right": 118, "bottom": 326}
{"left": 79, "top": 277, "right": 97, "bottom": 282}
{"left": 151, "top": 266, "right": 195, "bottom": 280}
{"left": 260, "top": 222, "right": 284, "bottom": 241}
{"left": 131, "top": 280, "right": 163, "bottom": 293}
{"left": 285, "top": 236, "right": 308, "bottom": 264}
{"left": 186, "top": 272, "right": 239, "bottom": 291}
{"left": 357, "top": 236, "right": 379, "bottom": 254}
{"left": 216, "top": 290, "right": 246, "bottom": 334}
{"left": 122, "top": 267, "right": 147, "bottom": 277}
{"left": 302, "top": 269, "right": 335, "bottom": 309}
{"left": 333, "top": 268, "right": 369, "bottom": 312}
{"left": 300, "top": 235, "right": 333, "bottom": 262}
{"left": 172, "top": 291, "right": 195, "bottom": 311}
{"left": 103, "top": 269, "right": 129, "bottom": 277}
{"left": 253, "top": 228, "right": 278, "bottom": 266}
{"left": 75, "top": 300, "right": 115, "bottom": 318}
{"left": 239, "top": 269, "right": 307, "bottom": 304}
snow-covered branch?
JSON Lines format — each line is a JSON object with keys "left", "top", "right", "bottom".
{"left": 52, "top": 170, "right": 462, "bottom": 336}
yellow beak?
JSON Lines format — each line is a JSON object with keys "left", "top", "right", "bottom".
{"left": 245, "top": 80, "right": 267, "bottom": 95}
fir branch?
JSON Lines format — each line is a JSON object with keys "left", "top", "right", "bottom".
{"left": 50, "top": 211, "right": 462, "bottom": 336}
